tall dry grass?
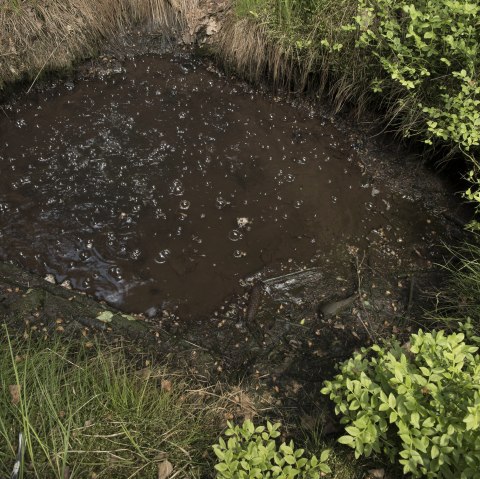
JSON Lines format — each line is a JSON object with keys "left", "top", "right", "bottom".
{"left": 0, "top": 0, "right": 200, "bottom": 88}
{"left": 214, "top": 1, "right": 373, "bottom": 115}
{"left": 0, "top": 332, "right": 240, "bottom": 478}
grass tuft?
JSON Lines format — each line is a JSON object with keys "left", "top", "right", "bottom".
{"left": 428, "top": 237, "right": 480, "bottom": 332}
{"left": 0, "top": 331, "right": 228, "bottom": 478}
{"left": 217, "top": 0, "right": 369, "bottom": 114}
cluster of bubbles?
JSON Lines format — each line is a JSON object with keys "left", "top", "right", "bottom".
{"left": 170, "top": 179, "right": 185, "bottom": 196}
{"left": 215, "top": 196, "right": 230, "bottom": 209}
{"left": 109, "top": 266, "right": 123, "bottom": 280}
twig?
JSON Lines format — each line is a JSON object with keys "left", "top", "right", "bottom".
{"left": 356, "top": 312, "right": 375, "bottom": 343}
{"left": 263, "top": 267, "right": 320, "bottom": 284}
{"left": 355, "top": 251, "right": 366, "bottom": 295}
{"left": 10, "top": 432, "right": 24, "bottom": 479}
{"left": 0, "top": 105, "right": 9, "bottom": 119}
{"left": 407, "top": 275, "right": 415, "bottom": 313}
{"left": 354, "top": 251, "right": 376, "bottom": 342}
{"left": 27, "top": 29, "right": 72, "bottom": 94}
{"left": 170, "top": 465, "right": 190, "bottom": 479}
{"left": 180, "top": 339, "right": 209, "bottom": 351}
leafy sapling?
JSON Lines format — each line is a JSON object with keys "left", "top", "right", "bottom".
{"left": 213, "top": 420, "right": 331, "bottom": 479}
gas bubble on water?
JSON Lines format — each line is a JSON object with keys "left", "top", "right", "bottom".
{"left": 228, "top": 230, "right": 243, "bottom": 241}
{"left": 286, "top": 174, "right": 295, "bottom": 183}
{"left": 130, "top": 249, "right": 141, "bottom": 260}
{"left": 155, "top": 249, "right": 171, "bottom": 264}
{"left": 79, "top": 251, "right": 90, "bottom": 261}
{"left": 155, "top": 208, "right": 167, "bottom": 219}
{"left": 216, "top": 196, "right": 230, "bottom": 209}
{"left": 233, "top": 250, "right": 246, "bottom": 258}
{"left": 179, "top": 199, "right": 191, "bottom": 210}
{"left": 294, "top": 200, "right": 303, "bottom": 209}
{"left": 109, "top": 266, "right": 123, "bottom": 280}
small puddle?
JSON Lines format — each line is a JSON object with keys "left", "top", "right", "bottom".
{"left": 0, "top": 53, "right": 443, "bottom": 319}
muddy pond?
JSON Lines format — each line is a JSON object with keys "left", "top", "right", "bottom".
{"left": 0, "top": 53, "right": 455, "bottom": 321}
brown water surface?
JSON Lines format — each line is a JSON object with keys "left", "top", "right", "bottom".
{"left": 0, "top": 54, "right": 438, "bottom": 318}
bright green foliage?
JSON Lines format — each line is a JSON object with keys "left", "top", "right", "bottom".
{"left": 321, "top": 329, "right": 480, "bottom": 478}
{"left": 351, "top": 0, "right": 480, "bottom": 220}
{"left": 212, "top": 420, "right": 331, "bottom": 478}
{"left": 353, "top": 0, "right": 480, "bottom": 149}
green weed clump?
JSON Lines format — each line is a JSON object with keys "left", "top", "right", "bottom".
{"left": 351, "top": 0, "right": 480, "bottom": 149}
{"left": 0, "top": 335, "right": 225, "bottom": 479}
{"left": 321, "top": 329, "right": 480, "bottom": 478}
{"left": 212, "top": 420, "right": 331, "bottom": 478}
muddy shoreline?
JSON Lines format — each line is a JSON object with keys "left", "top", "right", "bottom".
{"left": 0, "top": 39, "right": 467, "bottom": 365}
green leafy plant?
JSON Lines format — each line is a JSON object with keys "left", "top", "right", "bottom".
{"left": 321, "top": 328, "right": 480, "bottom": 477}
{"left": 352, "top": 0, "right": 480, "bottom": 147}
{"left": 213, "top": 420, "right": 331, "bottom": 478}
{"left": 350, "top": 0, "right": 480, "bottom": 221}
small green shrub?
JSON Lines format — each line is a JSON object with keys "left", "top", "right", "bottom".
{"left": 212, "top": 420, "right": 331, "bottom": 478}
{"left": 321, "top": 329, "right": 480, "bottom": 478}
{"left": 352, "top": 0, "right": 480, "bottom": 148}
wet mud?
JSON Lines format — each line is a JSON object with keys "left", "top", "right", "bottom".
{"left": 0, "top": 53, "right": 460, "bottom": 325}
